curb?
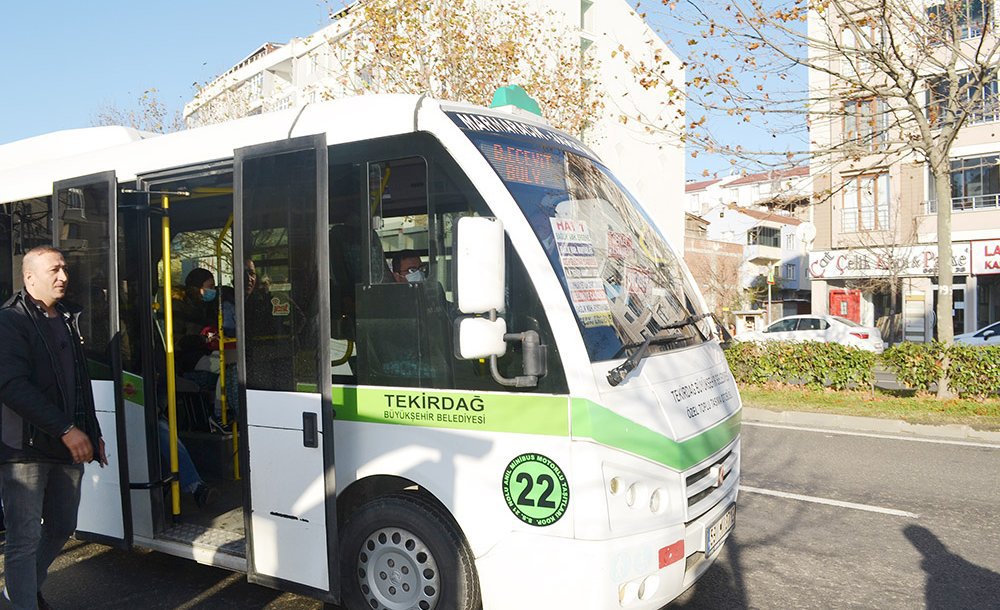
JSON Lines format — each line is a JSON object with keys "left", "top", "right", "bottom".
{"left": 742, "top": 406, "right": 1000, "bottom": 445}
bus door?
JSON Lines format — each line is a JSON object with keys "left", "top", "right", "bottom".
{"left": 234, "top": 135, "right": 338, "bottom": 600}
{"left": 52, "top": 172, "right": 131, "bottom": 548}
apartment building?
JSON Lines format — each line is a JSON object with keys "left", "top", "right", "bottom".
{"left": 683, "top": 167, "right": 814, "bottom": 320}
{"left": 807, "top": 0, "right": 1000, "bottom": 342}
{"left": 183, "top": 0, "right": 688, "bottom": 249}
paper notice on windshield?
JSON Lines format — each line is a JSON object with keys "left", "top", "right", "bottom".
{"left": 567, "top": 277, "right": 612, "bottom": 327}
{"left": 607, "top": 231, "right": 633, "bottom": 260}
{"left": 550, "top": 218, "right": 598, "bottom": 276}
{"left": 625, "top": 266, "right": 652, "bottom": 298}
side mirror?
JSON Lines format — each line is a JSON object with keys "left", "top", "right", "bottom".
{"left": 983, "top": 330, "right": 996, "bottom": 340}
{"left": 456, "top": 216, "right": 505, "bottom": 314}
{"left": 455, "top": 317, "right": 507, "bottom": 359}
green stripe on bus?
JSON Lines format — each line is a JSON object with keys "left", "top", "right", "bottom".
{"left": 332, "top": 386, "right": 569, "bottom": 436}
{"left": 571, "top": 399, "right": 741, "bottom": 471}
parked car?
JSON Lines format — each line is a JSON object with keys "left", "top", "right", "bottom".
{"left": 736, "top": 314, "right": 885, "bottom": 353}
{"left": 954, "top": 320, "right": 1000, "bottom": 346}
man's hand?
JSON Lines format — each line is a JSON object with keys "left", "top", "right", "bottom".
{"left": 97, "top": 437, "right": 108, "bottom": 467}
{"left": 61, "top": 428, "right": 93, "bottom": 464}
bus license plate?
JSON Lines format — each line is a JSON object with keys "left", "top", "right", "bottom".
{"left": 705, "top": 503, "right": 736, "bottom": 555}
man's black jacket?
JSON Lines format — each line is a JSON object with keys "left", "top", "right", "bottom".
{"left": 0, "top": 290, "right": 102, "bottom": 463}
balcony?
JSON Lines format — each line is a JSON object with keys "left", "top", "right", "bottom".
{"left": 744, "top": 243, "right": 781, "bottom": 264}
{"left": 926, "top": 194, "right": 1000, "bottom": 214}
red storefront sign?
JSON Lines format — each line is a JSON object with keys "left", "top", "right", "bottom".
{"left": 971, "top": 239, "right": 1000, "bottom": 275}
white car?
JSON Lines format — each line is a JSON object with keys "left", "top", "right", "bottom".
{"left": 737, "top": 314, "right": 885, "bottom": 353}
{"left": 954, "top": 321, "right": 1000, "bottom": 346}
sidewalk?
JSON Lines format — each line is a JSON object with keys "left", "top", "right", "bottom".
{"left": 743, "top": 406, "right": 1000, "bottom": 445}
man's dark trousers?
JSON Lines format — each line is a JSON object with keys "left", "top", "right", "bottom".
{"left": 0, "top": 462, "right": 83, "bottom": 610}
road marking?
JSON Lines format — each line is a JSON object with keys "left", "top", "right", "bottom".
{"left": 744, "top": 421, "right": 1000, "bottom": 449}
{"left": 741, "top": 485, "right": 919, "bottom": 518}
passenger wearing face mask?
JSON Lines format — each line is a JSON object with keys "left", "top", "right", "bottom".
{"left": 391, "top": 250, "right": 427, "bottom": 283}
{"left": 172, "top": 268, "right": 219, "bottom": 391}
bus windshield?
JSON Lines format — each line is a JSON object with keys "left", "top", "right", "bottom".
{"left": 450, "top": 112, "right": 707, "bottom": 362}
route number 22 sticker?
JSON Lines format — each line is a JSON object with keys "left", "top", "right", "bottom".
{"left": 502, "top": 453, "right": 569, "bottom": 526}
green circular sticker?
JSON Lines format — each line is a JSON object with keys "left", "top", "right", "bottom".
{"left": 501, "top": 453, "right": 569, "bottom": 526}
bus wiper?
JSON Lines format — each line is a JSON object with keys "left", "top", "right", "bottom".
{"left": 606, "top": 312, "right": 714, "bottom": 387}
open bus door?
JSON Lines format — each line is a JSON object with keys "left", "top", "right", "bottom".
{"left": 234, "top": 135, "right": 339, "bottom": 602}
{"left": 52, "top": 172, "right": 131, "bottom": 548}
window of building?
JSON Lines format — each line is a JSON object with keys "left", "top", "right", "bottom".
{"left": 840, "top": 18, "right": 883, "bottom": 74}
{"left": 783, "top": 263, "right": 797, "bottom": 280}
{"left": 784, "top": 233, "right": 797, "bottom": 250}
{"left": 926, "top": 0, "right": 989, "bottom": 39}
{"left": 929, "top": 155, "right": 1000, "bottom": 211}
{"left": 581, "top": 0, "right": 595, "bottom": 31}
{"left": 747, "top": 226, "right": 781, "bottom": 247}
{"left": 927, "top": 71, "right": 999, "bottom": 126}
{"left": 844, "top": 97, "right": 888, "bottom": 150}
{"left": 842, "top": 173, "right": 890, "bottom": 232}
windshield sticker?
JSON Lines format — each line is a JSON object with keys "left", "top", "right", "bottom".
{"left": 607, "top": 231, "right": 633, "bottom": 260}
{"left": 567, "top": 277, "right": 612, "bottom": 327}
{"left": 550, "top": 218, "right": 598, "bottom": 275}
{"left": 625, "top": 266, "right": 652, "bottom": 297}
{"left": 502, "top": 453, "right": 570, "bottom": 527}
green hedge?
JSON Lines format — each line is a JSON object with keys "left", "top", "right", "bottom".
{"left": 726, "top": 341, "right": 1000, "bottom": 399}
{"left": 724, "top": 341, "right": 876, "bottom": 390}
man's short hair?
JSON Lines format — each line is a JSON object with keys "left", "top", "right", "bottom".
{"left": 22, "top": 245, "right": 64, "bottom": 274}
{"left": 391, "top": 250, "right": 423, "bottom": 273}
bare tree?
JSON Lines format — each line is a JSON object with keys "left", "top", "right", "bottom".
{"left": 92, "top": 88, "right": 184, "bottom": 133}
{"left": 639, "top": 0, "right": 1000, "bottom": 397}
{"left": 843, "top": 194, "right": 923, "bottom": 344}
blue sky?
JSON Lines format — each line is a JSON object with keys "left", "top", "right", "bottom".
{"left": 1, "top": 1, "right": 330, "bottom": 144}
{"left": 1, "top": 2, "right": 802, "bottom": 180}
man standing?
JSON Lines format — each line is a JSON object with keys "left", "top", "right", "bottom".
{"left": 0, "top": 246, "right": 106, "bottom": 610}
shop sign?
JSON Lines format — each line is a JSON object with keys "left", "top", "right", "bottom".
{"left": 808, "top": 244, "right": 970, "bottom": 279}
{"left": 971, "top": 239, "right": 1000, "bottom": 275}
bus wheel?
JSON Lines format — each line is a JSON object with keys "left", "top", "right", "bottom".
{"left": 341, "top": 491, "right": 481, "bottom": 610}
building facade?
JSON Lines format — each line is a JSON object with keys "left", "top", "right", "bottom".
{"left": 184, "top": 0, "right": 688, "bottom": 250}
{"left": 807, "top": 0, "right": 1000, "bottom": 343}
{"left": 683, "top": 167, "right": 814, "bottom": 322}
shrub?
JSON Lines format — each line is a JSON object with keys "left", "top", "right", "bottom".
{"left": 725, "top": 341, "right": 875, "bottom": 390}
{"left": 880, "top": 342, "right": 944, "bottom": 392}
{"left": 729, "top": 341, "right": 1000, "bottom": 399}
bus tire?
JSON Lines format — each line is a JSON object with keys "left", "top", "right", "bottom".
{"left": 341, "top": 491, "right": 481, "bottom": 610}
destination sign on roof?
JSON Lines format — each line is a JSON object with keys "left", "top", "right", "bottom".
{"left": 447, "top": 111, "right": 593, "bottom": 158}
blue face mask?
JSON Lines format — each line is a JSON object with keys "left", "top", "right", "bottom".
{"left": 405, "top": 269, "right": 426, "bottom": 282}
{"left": 202, "top": 288, "right": 217, "bottom": 302}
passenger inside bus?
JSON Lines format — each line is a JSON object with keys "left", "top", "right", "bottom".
{"left": 391, "top": 250, "right": 426, "bottom": 283}
{"left": 173, "top": 268, "right": 220, "bottom": 395}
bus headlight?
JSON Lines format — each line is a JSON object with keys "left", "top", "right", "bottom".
{"left": 609, "top": 476, "right": 624, "bottom": 496}
{"left": 625, "top": 483, "right": 646, "bottom": 508}
{"left": 649, "top": 488, "right": 667, "bottom": 513}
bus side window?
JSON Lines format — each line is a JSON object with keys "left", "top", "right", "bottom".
{"left": 346, "top": 135, "right": 566, "bottom": 393}
{"left": 356, "top": 156, "right": 450, "bottom": 387}
{"left": 329, "top": 161, "right": 364, "bottom": 382}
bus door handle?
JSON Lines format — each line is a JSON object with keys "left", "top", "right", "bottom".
{"left": 303, "top": 412, "right": 319, "bottom": 448}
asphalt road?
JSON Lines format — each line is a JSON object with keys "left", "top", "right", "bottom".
{"left": 673, "top": 422, "right": 1000, "bottom": 609}
{"left": 3, "top": 421, "right": 998, "bottom": 609}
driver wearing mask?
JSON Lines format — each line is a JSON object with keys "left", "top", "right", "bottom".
{"left": 391, "top": 250, "right": 427, "bottom": 283}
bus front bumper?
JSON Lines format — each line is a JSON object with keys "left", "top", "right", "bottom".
{"left": 476, "top": 487, "right": 737, "bottom": 609}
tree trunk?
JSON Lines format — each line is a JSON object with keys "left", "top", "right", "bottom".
{"left": 932, "top": 160, "right": 955, "bottom": 399}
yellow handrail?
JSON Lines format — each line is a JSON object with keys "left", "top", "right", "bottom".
{"left": 161, "top": 194, "right": 180, "bottom": 516}
{"left": 214, "top": 213, "right": 239, "bottom": 480}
